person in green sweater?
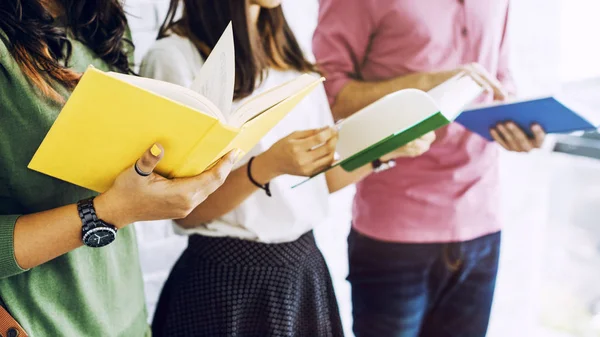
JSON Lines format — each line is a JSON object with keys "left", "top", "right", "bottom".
{"left": 0, "top": 1, "right": 237, "bottom": 336}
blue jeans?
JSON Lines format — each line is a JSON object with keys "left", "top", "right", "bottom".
{"left": 348, "top": 229, "right": 501, "bottom": 337}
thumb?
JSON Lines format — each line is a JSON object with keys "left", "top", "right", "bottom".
{"left": 135, "top": 143, "right": 164, "bottom": 175}
{"left": 185, "top": 149, "right": 241, "bottom": 192}
{"left": 421, "top": 131, "right": 437, "bottom": 143}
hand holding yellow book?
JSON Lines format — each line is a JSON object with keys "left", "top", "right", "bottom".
{"left": 28, "top": 23, "right": 323, "bottom": 192}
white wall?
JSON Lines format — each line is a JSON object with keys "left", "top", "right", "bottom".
{"left": 125, "top": 1, "right": 598, "bottom": 336}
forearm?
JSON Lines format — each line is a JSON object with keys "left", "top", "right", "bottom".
{"left": 331, "top": 71, "right": 455, "bottom": 121}
{"left": 11, "top": 194, "right": 130, "bottom": 271}
{"left": 12, "top": 205, "right": 84, "bottom": 270}
{"left": 326, "top": 163, "right": 372, "bottom": 193}
{"left": 176, "top": 154, "right": 277, "bottom": 228}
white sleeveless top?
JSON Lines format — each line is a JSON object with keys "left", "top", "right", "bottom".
{"left": 139, "top": 34, "right": 334, "bottom": 243}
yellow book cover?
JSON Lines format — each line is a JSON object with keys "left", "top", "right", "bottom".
{"left": 28, "top": 23, "right": 323, "bottom": 192}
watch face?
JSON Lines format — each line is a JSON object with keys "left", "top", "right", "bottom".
{"left": 83, "top": 225, "right": 117, "bottom": 248}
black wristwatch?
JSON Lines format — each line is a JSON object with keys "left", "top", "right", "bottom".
{"left": 372, "top": 158, "right": 397, "bottom": 173}
{"left": 77, "top": 197, "right": 117, "bottom": 248}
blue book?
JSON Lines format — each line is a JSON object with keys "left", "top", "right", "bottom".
{"left": 455, "top": 78, "right": 600, "bottom": 140}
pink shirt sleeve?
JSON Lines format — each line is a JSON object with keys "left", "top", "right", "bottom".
{"left": 312, "top": 0, "right": 380, "bottom": 105}
{"left": 497, "top": 3, "right": 517, "bottom": 95}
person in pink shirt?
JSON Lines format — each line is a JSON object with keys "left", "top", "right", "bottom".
{"left": 313, "top": 1, "right": 546, "bottom": 336}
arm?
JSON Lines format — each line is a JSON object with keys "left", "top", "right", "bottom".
{"left": 0, "top": 145, "right": 237, "bottom": 279}
{"left": 10, "top": 199, "right": 114, "bottom": 272}
{"left": 314, "top": 1, "right": 507, "bottom": 121}
{"left": 178, "top": 128, "right": 339, "bottom": 228}
{"left": 325, "top": 131, "right": 437, "bottom": 193}
{"left": 175, "top": 155, "right": 274, "bottom": 228}
{"left": 330, "top": 72, "right": 457, "bottom": 121}
{"left": 325, "top": 164, "right": 372, "bottom": 194}
{"left": 1, "top": 209, "right": 82, "bottom": 277}
{"left": 313, "top": 0, "right": 389, "bottom": 121}
{"left": 313, "top": 0, "right": 457, "bottom": 120}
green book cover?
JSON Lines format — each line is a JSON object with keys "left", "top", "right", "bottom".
{"left": 292, "top": 74, "right": 485, "bottom": 188}
{"left": 339, "top": 112, "right": 450, "bottom": 171}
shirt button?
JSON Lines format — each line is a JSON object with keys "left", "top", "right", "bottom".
{"left": 461, "top": 27, "right": 468, "bottom": 37}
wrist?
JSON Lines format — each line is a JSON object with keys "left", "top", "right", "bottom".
{"left": 251, "top": 152, "right": 281, "bottom": 184}
{"left": 93, "top": 192, "right": 132, "bottom": 229}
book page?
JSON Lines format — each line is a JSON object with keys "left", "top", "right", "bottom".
{"left": 427, "top": 73, "right": 485, "bottom": 119}
{"left": 189, "top": 22, "right": 235, "bottom": 123}
{"left": 336, "top": 89, "right": 439, "bottom": 161}
{"left": 108, "top": 72, "right": 224, "bottom": 120}
{"left": 230, "top": 74, "right": 321, "bottom": 128}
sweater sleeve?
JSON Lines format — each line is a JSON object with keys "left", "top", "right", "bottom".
{"left": 0, "top": 35, "right": 29, "bottom": 279}
{"left": 0, "top": 214, "right": 28, "bottom": 279}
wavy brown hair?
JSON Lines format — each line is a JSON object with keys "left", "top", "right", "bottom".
{"left": 0, "top": 0, "right": 133, "bottom": 101}
{"left": 159, "top": 0, "right": 317, "bottom": 100}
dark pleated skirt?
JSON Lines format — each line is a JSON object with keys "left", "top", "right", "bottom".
{"left": 151, "top": 231, "right": 344, "bottom": 337}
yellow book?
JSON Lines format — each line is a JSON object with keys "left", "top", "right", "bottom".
{"left": 28, "top": 23, "right": 323, "bottom": 193}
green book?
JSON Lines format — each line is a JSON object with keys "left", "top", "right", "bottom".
{"left": 293, "top": 73, "right": 485, "bottom": 187}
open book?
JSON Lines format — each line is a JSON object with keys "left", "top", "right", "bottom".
{"left": 455, "top": 76, "right": 600, "bottom": 140}
{"left": 28, "top": 23, "right": 324, "bottom": 193}
{"left": 292, "top": 74, "right": 483, "bottom": 187}
{"left": 335, "top": 73, "right": 483, "bottom": 171}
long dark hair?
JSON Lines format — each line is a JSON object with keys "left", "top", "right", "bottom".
{"left": 159, "top": 0, "right": 317, "bottom": 100}
{"left": 0, "top": 0, "right": 133, "bottom": 101}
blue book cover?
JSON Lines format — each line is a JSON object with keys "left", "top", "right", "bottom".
{"left": 456, "top": 97, "right": 598, "bottom": 141}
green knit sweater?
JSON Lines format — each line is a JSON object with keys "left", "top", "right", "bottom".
{"left": 0, "top": 32, "right": 149, "bottom": 336}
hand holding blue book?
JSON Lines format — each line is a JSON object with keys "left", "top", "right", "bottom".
{"left": 455, "top": 77, "right": 600, "bottom": 140}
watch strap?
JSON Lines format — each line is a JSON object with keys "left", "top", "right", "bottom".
{"left": 77, "top": 197, "right": 117, "bottom": 233}
{"left": 77, "top": 197, "right": 99, "bottom": 233}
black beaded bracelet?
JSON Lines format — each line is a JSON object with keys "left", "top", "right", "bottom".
{"left": 247, "top": 156, "right": 272, "bottom": 197}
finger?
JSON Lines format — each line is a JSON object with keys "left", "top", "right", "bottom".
{"left": 309, "top": 133, "right": 338, "bottom": 159}
{"left": 392, "top": 142, "right": 418, "bottom": 157}
{"left": 465, "top": 68, "right": 493, "bottom": 95}
{"left": 470, "top": 63, "right": 508, "bottom": 100}
{"left": 398, "top": 141, "right": 419, "bottom": 157}
{"left": 135, "top": 143, "right": 164, "bottom": 175}
{"left": 506, "top": 122, "right": 533, "bottom": 152}
{"left": 296, "top": 127, "right": 337, "bottom": 150}
{"left": 490, "top": 128, "right": 510, "bottom": 150}
{"left": 289, "top": 128, "right": 325, "bottom": 140}
{"left": 307, "top": 151, "right": 336, "bottom": 174}
{"left": 419, "top": 131, "right": 437, "bottom": 144}
{"left": 467, "top": 63, "right": 508, "bottom": 101}
{"left": 179, "top": 150, "right": 239, "bottom": 193}
{"left": 496, "top": 123, "right": 521, "bottom": 151}
{"left": 531, "top": 124, "right": 546, "bottom": 148}
{"left": 412, "top": 139, "right": 433, "bottom": 155}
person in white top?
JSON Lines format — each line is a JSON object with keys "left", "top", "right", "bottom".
{"left": 140, "top": 1, "right": 436, "bottom": 336}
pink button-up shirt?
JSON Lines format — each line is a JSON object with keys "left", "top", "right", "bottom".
{"left": 313, "top": 0, "right": 515, "bottom": 243}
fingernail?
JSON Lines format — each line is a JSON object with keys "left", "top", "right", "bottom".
{"left": 150, "top": 144, "right": 162, "bottom": 157}
{"left": 532, "top": 124, "right": 541, "bottom": 131}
